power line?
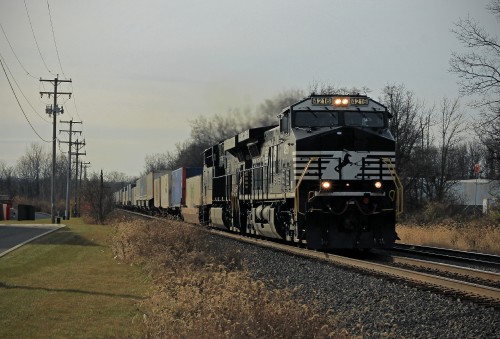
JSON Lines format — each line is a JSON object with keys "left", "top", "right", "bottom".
{"left": 46, "top": 0, "right": 66, "bottom": 79}
{"left": 24, "top": 0, "right": 55, "bottom": 76}
{"left": 0, "top": 56, "right": 53, "bottom": 143}
{"left": 0, "top": 23, "right": 38, "bottom": 79}
{"left": 0, "top": 53, "right": 50, "bottom": 123}
{"left": 69, "top": 82, "right": 82, "bottom": 121}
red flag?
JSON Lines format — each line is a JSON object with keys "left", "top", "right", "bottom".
{"left": 474, "top": 163, "right": 480, "bottom": 174}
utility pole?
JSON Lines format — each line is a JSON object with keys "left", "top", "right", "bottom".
{"left": 82, "top": 162, "right": 91, "bottom": 181}
{"left": 99, "top": 169, "right": 103, "bottom": 224}
{"left": 72, "top": 139, "right": 86, "bottom": 217}
{"left": 40, "top": 75, "right": 72, "bottom": 223}
{"left": 59, "top": 119, "right": 82, "bottom": 220}
{"left": 80, "top": 161, "right": 91, "bottom": 216}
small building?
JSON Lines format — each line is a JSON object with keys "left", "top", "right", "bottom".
{"left": 450, "top": 179, "right": 499, "bottom": 213}
{"left": 0, "top": 194, "right": 13, "bottom": 220}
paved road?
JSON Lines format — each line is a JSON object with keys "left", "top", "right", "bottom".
{"left": 0, "top": 224, "right": 64, "bottom": 257}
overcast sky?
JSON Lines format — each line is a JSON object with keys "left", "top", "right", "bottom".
{"left": 0, "top": 0, "right": 497, "bottom": 176}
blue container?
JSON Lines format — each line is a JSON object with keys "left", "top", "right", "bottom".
{"left": 171, "top": 167, "right": 203, "bottom": 207}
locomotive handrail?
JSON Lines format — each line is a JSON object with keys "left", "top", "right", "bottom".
{"left": 382, "top": 157, "right": 403, "bottom": 218}
{"left": 294, "top": 157, "right": 318, "bottom": 240}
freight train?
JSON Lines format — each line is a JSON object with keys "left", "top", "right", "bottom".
{"left": 115, "top": 94, "right": 403, "bottom": 250}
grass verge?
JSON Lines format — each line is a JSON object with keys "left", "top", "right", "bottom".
{"left": 0, "top": 217, "right": 150, "bottom": 338}
{"left": 111, "top": 213, "right": 348, "bottom": 338}
{"left": 397, "top": 219, "right": 500, "bottom": 254}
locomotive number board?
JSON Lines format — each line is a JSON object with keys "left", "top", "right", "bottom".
{"left": 350, "top": 97, "right": 369, "bottom": 105}
{"left": 311, "top": 97, "right": 369, "bottom": 106}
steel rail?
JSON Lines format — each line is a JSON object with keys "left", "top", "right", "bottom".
{"left": 393, "top": 243, "right": 500, "bottom": 266}
{"left": 389, "top": 255, "right": 500, "bottom": 282}
{"left": 119, "top": 210, "right": 500, "bottom": 304}
{"left": 210, "top": 230, "right": 500, "bottom": 303}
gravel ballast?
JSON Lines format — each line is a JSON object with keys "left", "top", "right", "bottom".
{"left": 205, "top": 232, "right": 500, "bottom": 338}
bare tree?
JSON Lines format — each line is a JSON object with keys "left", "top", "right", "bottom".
{"left": 308, "top": 82, "right": 370, "bottom": 97}
{"left": 102, "top": 171, "right": 134, "bottom": 196}
{"left": 450, "top": 0, "right": 500, "bottom": 177}
{"left": 379, "top": 84, "right": 432, "bottom": 209}
{"left": 447, "top": 140, "right": 487, "bottom": 179}
{"left": 0, "top": 161, "right": 17, "bottom": 198}
{"left": 15, "top": 143, "right": 46, "bottom": 199}
{"left": 254, "top": 89, "right": 304, "bottom": 126}
{"left": 143, "top": 152, "right": 172, "bottom": 174}
{"left": 81, "top": 170, "right": 114, "bottom": 224}
{"left": 142, "top": 90, "right": 307, "bottom": 173}
{"left": 406, "top": 110, "right": 435, "bottom": 206}
{"left": 433, "top": 97, "right": 468, "bottom": 201}
{"left": 381, "top": 84, "right": 426, "bottom": 169}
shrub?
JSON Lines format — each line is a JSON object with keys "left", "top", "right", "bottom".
{"left": 12, "top": 196, "right": 64, "bottom": 215}
{"left": 111, "top": 217, "right": 346, "bottom": 338}
{"left": 397, "top": 218, "right": 500, "bottom": 254}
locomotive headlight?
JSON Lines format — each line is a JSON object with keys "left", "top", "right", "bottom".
{"left": 374, "top": 181, "right": 383, "bottom": 189}
{"left": 333, "top": 97, "right": 349, "bottom": 107}
{"left": 321, "top": 181, "right": 332, "bottom": 190}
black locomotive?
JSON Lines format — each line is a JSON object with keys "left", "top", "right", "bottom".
{"left": 200, "top": 94, "right": 402, "bottom": 249}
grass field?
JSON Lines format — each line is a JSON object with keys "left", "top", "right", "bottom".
{"left": 397, "top": 218, "right": 500, "bottom": 255}
{"left": 0, "top": 218, "right": 151, "bottom": 338}
{"left": 1, "top": 210, "right": 496, "bottom": 338}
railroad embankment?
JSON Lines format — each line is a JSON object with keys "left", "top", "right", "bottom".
{"left": 111, "top": 212, "right": 346, "bottom": 338}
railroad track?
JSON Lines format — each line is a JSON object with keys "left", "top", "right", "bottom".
{"left": 392, "top": 243, "right": 500, "bottom": 268}
{"left": 382, "top": 252, "right": 500, "bottom": 288}
{"left": 120, "top": 209, "right": 500, "bottom": 308}
{"left": 210, "top": 229, "right": 500, "bottom": 308}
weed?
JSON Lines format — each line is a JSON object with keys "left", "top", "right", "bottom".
{"left": 397, "top": 218, "right": 500, "bottom": 254}
{"left": 111, "top": 217, "right": 348, "bottom": 338}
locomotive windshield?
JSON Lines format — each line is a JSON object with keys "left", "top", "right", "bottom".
{"left": 345, "top": 112, "right": 384, "bottom": 127}
{"left": 293, "top": 111, "right": 385, "bottom": 128}
{"left": 294, "top": 111, "right": 339, "bottom": 128}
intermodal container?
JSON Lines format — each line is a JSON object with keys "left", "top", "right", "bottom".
{"left": 171, "top": 167, "right": 203, "bottom": 207}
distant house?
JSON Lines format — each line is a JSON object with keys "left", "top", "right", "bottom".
{"left": 450, "top": 179, "right": 499, "bottom": 213}
{"left": 0, "top": 194, "right": 13, "bottom": 220}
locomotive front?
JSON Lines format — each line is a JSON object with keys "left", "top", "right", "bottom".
{"left": 283, "top": 94, "right": 402, "bottom": 249}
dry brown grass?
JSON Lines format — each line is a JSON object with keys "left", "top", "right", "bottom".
{"left": 111, "top": 215, "right": 348, "bottom": 338}
{"left": 397, "top": 218, "right": 500, "bottom": 254}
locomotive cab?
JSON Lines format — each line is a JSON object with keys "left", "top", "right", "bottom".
{"left": 286, "top": 95, "right": 401, "bottom": 249}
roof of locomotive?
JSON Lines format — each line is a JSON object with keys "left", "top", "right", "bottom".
{"left": 203, "top": 125, "right": 277, "bottom": 154}
{"left": 280, "top": 94, "right": 389, "bottom": 116}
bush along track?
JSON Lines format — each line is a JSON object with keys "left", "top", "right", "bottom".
{"left": 112, "top": 212, "right": 500, "bottom": 338}
{"left": 111, "top": 214, "right": 347, "bottom": 338}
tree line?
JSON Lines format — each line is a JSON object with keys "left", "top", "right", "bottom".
{"left": 140, "top": 83, "right": 497, "bottom": 212}
{"left": 1, "top": 1, "right": 498, "bottom": 218}
{"left": 142, "top": 2, "right": 499, "bottom": 212}
{"left": 0, "top": 143, "right": 67, "bottom": 209}
{"left": 0, "top": 143, "right": 131, "bottom": 218}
